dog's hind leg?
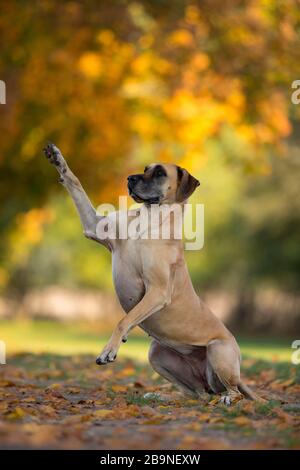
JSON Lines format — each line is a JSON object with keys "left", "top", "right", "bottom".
{"left": 207, "top": 337, "right": 243, "bottom": 405}
{"left": 148, "top": 341, "right": 209, "bottom": 399}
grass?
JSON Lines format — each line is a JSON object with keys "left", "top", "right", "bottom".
{"left": 0, "top": 319, "right": 299, "bottom": 450}
{"left": 0, "top": 319, "right": 294, "bottom": 362}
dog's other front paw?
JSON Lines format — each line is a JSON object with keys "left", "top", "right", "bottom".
{"left": 96, "top": 347, "right": 117, "bottom": 366}
{"left": 43, "top": 143, "right": 67, "bottom": 174}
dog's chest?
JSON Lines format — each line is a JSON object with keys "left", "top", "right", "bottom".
{"left": 112, "top": 244, "right": 145, "bottom": 312}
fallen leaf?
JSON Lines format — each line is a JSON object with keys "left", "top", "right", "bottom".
{"left": 111, "top": 384, "right": 127, "bottom": 393}
{"left": 93, "top": 409, "right": 113, "bottom": 418}
{"left": 233, "top": 416, "right": 251, "bottom": 426}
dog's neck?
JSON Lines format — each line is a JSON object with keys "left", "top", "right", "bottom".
{"left": 136, "top": 202, "right": 185, "bottom": 241}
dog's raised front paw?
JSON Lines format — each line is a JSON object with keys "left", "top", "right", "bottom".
{"left": 43, "top": 143, "right": 67, "bottom": 174}
{"left": 96, "top": 348, "right": 117, "bottom": 366}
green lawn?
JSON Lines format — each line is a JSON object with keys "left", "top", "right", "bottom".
{"left": 0, "top": 319, "right": 294, "bottom": 362}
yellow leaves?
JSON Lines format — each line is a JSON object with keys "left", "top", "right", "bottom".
{"left": 131, "top": 52, "right": 171, "bottom": 76}
{"left": 131, "top": 112, "right": 160, "bottom": 138}
{"left": 110, "top": 384, "right": 127, "bottom": 393}
{"left": 0, "top": 379, "right": 16, "bottom": 387}
{"left": 123, "top": 404, "right": 140, "bottom": 418}
{"left": 128, "top": 2, "right": 156, "bottom": 32}
{"left": 93, "top": 399, "right": 108, "bottom": 406}
{"left": 163, "top": 89, "right": 241, "bottom": 146}
{"left": 97, "top": 29, "right": 115, "bottom": 46}
{"left": 93, "top": 409, "right": 113, "bottom": 419}
{"left": 279, "top": 378, "right": 295, "bottom": 388}
{"left": 121, "top": 77, "right": 164, "bottom": 101}
{"left": 208, "top": 416, "right": 225, "bottom": 424}
{"left": 92, "top": 404, "right": 142, "bottom": 421}
{"left": 185, "top": 399, "right": 199, "bottom": 406}
{"left": 15, "top": 208, "right": 54, "bottom": 246}
{"left": 138, "top": 34, "right": 154, "bottom": 50}
{"left": 21, "top": 127, "right": 45, "bottom": 161}
{"left": 164, "top": 89, "right": 199, "bottom": 120}
{"left": 7, "top": 207, "right": 55, "bottom": 268}
{"left": 0, "top": 402, "right": 8, "bottom": 413}
{"left": 1, "top": 354, "right": 299, "bottom": 450}
{"left": 45, "top": 383, "right": 64, "bottom": 398}
{"left": 46, "top": 383, "right": 62, "bottom": 391}
{"left": 233, "top": 416, "right": 251, "bottom": 426}
{"left": 39, "top": 405, "right": 57, "bottom": 417}
{"left": 185, "top": 422, "right": 202, "bottom": 432}
{"left": 142, "top": 417, "right": 165, "bottom": 425}
{"left": 198, "top": 412, "right": 212, "bottom": 422}
{"left": 140, "top": 405, "right": 167, "bottom": 424}
{"left": 6, "top": 407, "right": 26, "bottom": 420}
{"left": 168, "top": 29, "right": 194, "bottom": 47}
{"left": 227, "top": 89, "right": 245, "bottom": 114}
{"left": 117, "top": 366, "right": 136, "bottom": 377}
{"left": 185, "top": 5, "right": 200, "bottom": 25}
{"left": 78, "top": 52, "right": 103, "bottom": 79}
{"left": 131, "top": 53, "right": 153, "bottom": 75}
{"left": 241, "top": 401, "right": 256, "bottom": 414}
{"left": 258, "top": 94, "right": 292, "bottom": 138}
{"left": 191, "top": 53, "right": 210, "bottom": 71}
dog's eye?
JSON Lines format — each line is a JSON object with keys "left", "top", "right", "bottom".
{"left": 155, "top": 167, "right": 166, "bottom": 177}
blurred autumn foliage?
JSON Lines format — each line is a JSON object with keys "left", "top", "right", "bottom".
{"left": 0, "top": 1, "right": 300, "bottom": 308}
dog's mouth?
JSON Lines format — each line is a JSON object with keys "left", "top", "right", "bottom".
{"left": 128, "top": 185, "right": 160, "bottom": 205}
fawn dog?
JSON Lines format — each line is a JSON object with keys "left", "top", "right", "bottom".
{"left": 43, "top": 143, "right": 261, "bottom": 405}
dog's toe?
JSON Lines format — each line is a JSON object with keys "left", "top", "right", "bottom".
{"left": 220, "top": 395, "right": 232, "bottom": 406}
{"left": 96, "top": 355, "right": 108, "bottom": 365}
{"left": 95, "top": 350, "right": 117, "bottom": 366}
{"left": 96, "top": 357, "right": 103, "bottom": 365}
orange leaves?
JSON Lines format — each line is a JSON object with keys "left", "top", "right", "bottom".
{"left": 233, "top": 416, "right": 251, "bottom": 427}
{"left": 168, "top": 29, "right": 194, "bottom": 48}
{"left": 78, "top": 52, "right": 103, "bottom": 80}
{"left": 92, "top": 409, "right": 113, "bottom": 419}
{"left": 0, "top": 353, "right": 300, "bottom": 449}
{"left": 110, "top": 384, "right": 127, "bottom": 393}
{"left": 1, "top": 0, "right": 298, "bottom": 268}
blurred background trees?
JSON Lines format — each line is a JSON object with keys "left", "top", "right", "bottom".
{"left": 0, "top": 0, "right": 300, "bottom": 333}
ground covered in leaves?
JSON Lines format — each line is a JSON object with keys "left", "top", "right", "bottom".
{"left": 0, "top": 353, "right": 299, "bottom": 449}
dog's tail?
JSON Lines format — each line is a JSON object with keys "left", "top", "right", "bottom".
{"left": 238, "top": 381, "right": 266, "bottom": 402}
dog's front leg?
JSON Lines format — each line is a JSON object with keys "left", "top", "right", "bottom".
{"left": 43, "top": 143, "right": 110, "bottom": 249}
{"left": 96, "top": 286, "right": 171, "bottom": 364}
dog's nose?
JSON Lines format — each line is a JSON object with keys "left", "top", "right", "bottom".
{"left": 127, "top": 175, "right": 140, "bottom": 184}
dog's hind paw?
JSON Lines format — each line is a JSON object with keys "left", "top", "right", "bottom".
{"left": 219, "top": 392, "right": 242, "bottom": 406}
{"left": 220, "top": 395, "right": 232, "bottom": 406}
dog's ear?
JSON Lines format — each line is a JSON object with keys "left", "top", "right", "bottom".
{"left": 176, "top": 167, "right": 200, "bottom": 202}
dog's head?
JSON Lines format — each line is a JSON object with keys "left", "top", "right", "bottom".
{"left": 127, "top": 164, "right": 200, "bottom": 204}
